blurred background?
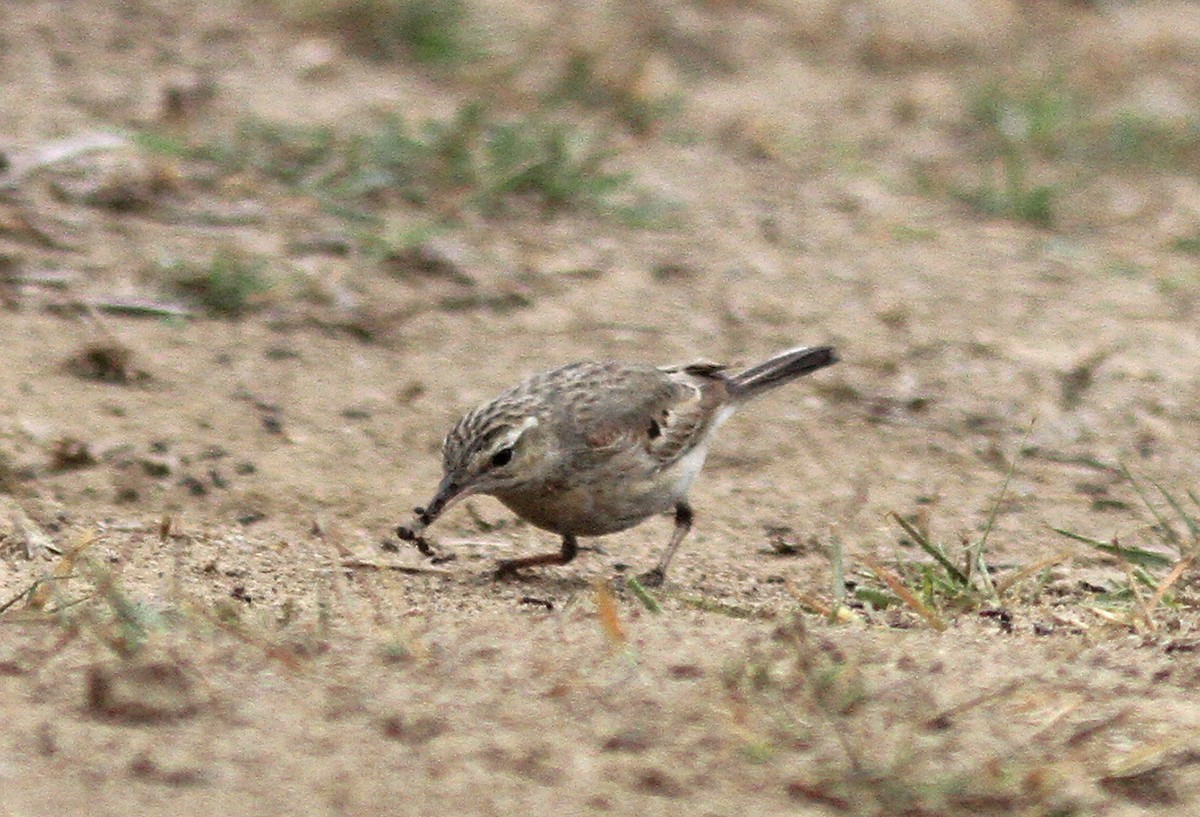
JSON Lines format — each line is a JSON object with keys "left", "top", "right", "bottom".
{"left": 3, "top": 2, "right": 1200, "bottom": 813}
{"left": 4, "top": 0, "right": 1199, "bottom": 551}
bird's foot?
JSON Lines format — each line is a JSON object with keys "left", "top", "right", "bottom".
{"left": 636, "top": 567, "right": 666, "bottom": 588}
{"left": 493, "top": 560, "right": 524, "bottom": 581}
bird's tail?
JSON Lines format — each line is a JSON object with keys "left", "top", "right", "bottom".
{"left": 727, "top": 345, "right": 838, "bottom": 400}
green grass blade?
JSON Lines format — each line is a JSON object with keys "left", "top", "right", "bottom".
{"left": 1119, "top": 464, "right": 1181, "bottom": 547}
{"left": 1049, "top": 527, "right": 1108, "bottom": 548}
{"left": 131, "top": 130, "right": 193, "bottom": 158}
{"left": 1049, "top": 527, "right": 1174, "bottom": 568}
{"left": 976, "top": 449, "right": 1019, "bottom": 557}
{"left": 0, "top": 580, "right": 40, "bottom": 616}
{"left": 971, "top": 421, "right": 1036, "bottom": 598}
{"left": 853, "top": 586, "right": 896, "bottom": 609}
{"left": 1186, "top": 488, "right": 1200, "bottom": 516}
{"left": 829, "top": 536, "right": 846, "bottom": 606}
{"left": 626, "top": 576, "right": 662, "bottom": 614}
{"left": 1132, "top": 566, "right": 1161, "bottom": 591}
{"left": 1150, "top": 478, "right": 1200, "bottom": 541}
{"left": 890, "top": 512, "right": 969, "bottom": 586}
{"left": 927, "top": 572, "right": 969, "bottom": 598}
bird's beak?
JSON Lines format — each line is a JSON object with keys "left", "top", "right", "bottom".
{"left": 410, "top": 473, "right": 475, "bottom": 531}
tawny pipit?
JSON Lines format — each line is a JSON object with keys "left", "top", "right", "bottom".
{"left": 397, "top": 345, "right": 838, "bottom": 584}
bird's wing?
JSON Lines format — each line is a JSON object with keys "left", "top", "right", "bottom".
{"left": 649, "top": 362, "right": 733, "bottom": 463}
{"left": 557, "top": 362, "right": 730, "bottom": 469}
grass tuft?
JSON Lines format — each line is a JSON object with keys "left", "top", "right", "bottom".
{"left": 1107, "top": 110, "right": 1200, "bottom": 170}
{"left": 1052, "top": 467, "right": 1198, "bottom": 629}
{"left": 1168, "top": 233, "right": 1200, "bottom": 256}
{"left": 553, "top": 53, "right": 680, "bottom": 135}
{"left": 274, "top": 0, "right": 475, "bottom": 66}
{"left": 723, "top": 617, "right": 1077, "bottom": 815}
{"left": 160, "top": 102, "right": 637, "bottom": 228}
{"left": 946, "top": 72, "right": 1200, "bottom": 229}
{"left": 956, "top": 79, "right": 1075, "bottom": 227}
{"left": 163, "top": 249, "right": 272, "bottom": 317}
{"left": 838, "top": 428, "right": 1041, "bottom": 623}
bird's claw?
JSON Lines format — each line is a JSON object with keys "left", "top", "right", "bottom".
{"left": 493, "top": 561, "right": 521, "bottom": 581}
{"left": 636, "top": 567, "right": 666, "bottom": 588}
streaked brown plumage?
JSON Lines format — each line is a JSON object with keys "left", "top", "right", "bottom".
{"left": 397, "top": 345, "right": 838, "bottom": 584}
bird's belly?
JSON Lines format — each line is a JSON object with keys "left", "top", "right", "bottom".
{"left": 494, "top": 452, "right": 705, "bottom": 537}
{"left": 668, "top": 443, "right": 710, "bottom": 498}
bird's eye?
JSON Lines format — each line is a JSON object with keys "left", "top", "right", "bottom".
{"left": 490, "top": 447, "right": 514, "bottom": 468}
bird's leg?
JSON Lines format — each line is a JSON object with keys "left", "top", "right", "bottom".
{"left": 638, "top": 501, "right": 693, "bottom": 587}
{"left": 495, "top": 534, "right": 579, "bottom": 580}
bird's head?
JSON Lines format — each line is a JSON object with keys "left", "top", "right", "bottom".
{"left": 406, "top": 405, "right": 550, "bottom": 533}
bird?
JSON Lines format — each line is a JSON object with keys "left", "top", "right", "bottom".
{"left": 396, "top": 344, "right": 838, "bottom": 585}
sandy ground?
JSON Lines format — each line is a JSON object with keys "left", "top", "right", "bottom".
{"left": 5, "top": 1, "right": 1200, "bottom": 814}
